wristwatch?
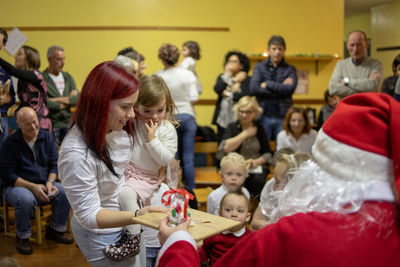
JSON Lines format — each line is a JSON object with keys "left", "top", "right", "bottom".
{"left": 343, "top": 77, "right": 350, "bottom": 86}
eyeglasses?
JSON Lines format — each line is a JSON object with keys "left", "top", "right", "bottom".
{"left": 238, "top": 110, "right": 253, "bottom": 115}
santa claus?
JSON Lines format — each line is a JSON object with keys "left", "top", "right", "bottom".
{"left": 156, "top": 92, "right": 400, "bottom": 267}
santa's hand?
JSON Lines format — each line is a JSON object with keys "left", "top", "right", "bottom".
{"left": 158, "top": 216, "right": 191, "bottom": 245}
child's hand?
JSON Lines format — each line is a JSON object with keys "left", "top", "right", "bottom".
{"left": 232, "top": 71, "right": 247, "bottom": 83}
{"left": 144, "top": 119, "right": 158, "bottom": 143}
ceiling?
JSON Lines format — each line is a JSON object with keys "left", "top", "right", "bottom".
{"left": 345, "top": 0, "right": 399, "bottom": 16}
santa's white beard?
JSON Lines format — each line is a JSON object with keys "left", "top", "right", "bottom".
{"left": 269, "top": 160, "right": 394, "bottom": 223}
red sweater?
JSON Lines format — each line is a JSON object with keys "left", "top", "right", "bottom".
{"left": 158, "top": 202, "right": 400, "bottom": 267}
{"left": 197, "top": 228, "right": 251, "bottom": 265}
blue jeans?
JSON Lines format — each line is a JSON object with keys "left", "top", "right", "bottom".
{"left": 3, "top": 182, "right": 71, "bottom": 239}
{"left": 0, "top": 116, "right": 9, "bottom": 146}
{"left": 175, "top": 113, "right": 197, "bottom": 189}
{"left": 146, "top": 247, "right": 161, "bottom": 267}
{"left": 53, "top": 126, "right": 69, "bottom": 146}
{"left": 260, "top": 116, "right": 284, "bottom": 141}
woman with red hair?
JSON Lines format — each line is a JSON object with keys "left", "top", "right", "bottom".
{"left": 58, "top": 61, "right": 166, "bottom": 266}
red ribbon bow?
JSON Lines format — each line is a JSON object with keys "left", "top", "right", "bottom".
{"left": 162, "top": 189, "right": 194, "bottom": 221}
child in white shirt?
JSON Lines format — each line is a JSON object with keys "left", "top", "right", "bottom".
{"left": 207, "top": 152, "right": 250, "bottom": 215}
{"left": 180, "top": 40, "right": 202, "bottom": 94}
{"left": 104, "top": 75, "right": 178, "bottom": 261}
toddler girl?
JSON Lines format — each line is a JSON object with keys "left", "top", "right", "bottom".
{"left": 104, "top": 74, "right": 178, "bottom": 261}
{"left": 180, "top": 40, "right": 202, "bottom": 94}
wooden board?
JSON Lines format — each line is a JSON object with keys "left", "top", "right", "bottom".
{"left": 132, "top": 208, "right": 240, "bottom": 242}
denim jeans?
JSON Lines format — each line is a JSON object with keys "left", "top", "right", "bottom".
{"left": 3, "top": 182, "right": 71, "bottom": 239}
{"left": 175, "top": 113, "right": 197, "bottom": 189}
{"left": 260, "top": 116, "right": 284, "bottom": 141}
{"left": 146, "top": 247, "right": 161, "bottom": 267}
{"left": 53, "top": 126, "right": 69, "bottom": 146}
{"left": 71, "top": 217, "right": 146, "bottom": 267}
{"left": 0, "top": 116, "right": 9, "bottom": 146}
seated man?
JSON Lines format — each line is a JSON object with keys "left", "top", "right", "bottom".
{"left": 0, "top": 107, "right": 73, "bottom": 255}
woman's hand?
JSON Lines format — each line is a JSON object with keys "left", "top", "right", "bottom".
{"left": 246, "top": 159, "right": 258, "bottom": 169}
{"left": 158, "top": 216, "right": 191, "bottom": 245}
{"left": 243, "top": 126, "right": 257, "bottom": 138}
{"left": 137, "top": 205, "right": 169, "bottom": 217}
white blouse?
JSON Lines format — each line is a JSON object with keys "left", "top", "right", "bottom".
{"left": 276, "top": 129, "right": 317, "bottom": 153}
{"left": 58, "top": 126, "right": 132, "bottom": 233}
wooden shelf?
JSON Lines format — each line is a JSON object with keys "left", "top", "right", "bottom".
{"left": 249, "top": 55, "right": 339, "bottom": 75}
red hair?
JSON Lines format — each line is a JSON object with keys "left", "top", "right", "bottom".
{"left": 72, "top": 61, "right": 139, "bottom": 176}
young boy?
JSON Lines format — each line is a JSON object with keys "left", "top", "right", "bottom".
{"left": 198, "top": 191, "right": 252, "bottom": 265}
{"left": 207, "top": 152, "right": 250, "bottom": 215}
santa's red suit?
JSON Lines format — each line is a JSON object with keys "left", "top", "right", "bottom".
{"left": 156, "top": 93, "right": 400, "bottom": 267}
{"left": 158, "top": 202, "right": 400, "bottom": 267}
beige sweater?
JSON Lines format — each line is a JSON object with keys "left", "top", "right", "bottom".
{"left": 329, "top": 57, "right": 383, "bottom": 97}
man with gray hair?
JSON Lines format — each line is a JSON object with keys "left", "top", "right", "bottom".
{"left": 329, "top": 30, "right": 383, "bottom": 98}
{"left": 43, "top": 46, "right": 79, "bottom": 145}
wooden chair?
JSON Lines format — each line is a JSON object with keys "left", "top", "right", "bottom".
{"left": 194, "top": 141, "right": 221, "bottom": 188}
{"left": 3, "top": 200, "right": 52, "bottom": 244}
{"left": 193, "top": 187, "right": 213, "bottom": 212}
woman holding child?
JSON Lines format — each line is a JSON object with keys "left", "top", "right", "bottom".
{"left": 217, "top": 96, "right": 272, "bottom": 198}
{"left": 58, "top": 61, "right": 166, "bottom": 267}
{"left": 212, "top": 51, "right": 251, "bottom": 142}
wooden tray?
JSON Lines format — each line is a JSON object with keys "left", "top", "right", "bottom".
{"left": 132, "top": 208, "right": 240, "bottom": 241}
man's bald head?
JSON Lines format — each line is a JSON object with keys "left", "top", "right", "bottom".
{"left": 16, "top": 107, "right": 39, "bottom": 142}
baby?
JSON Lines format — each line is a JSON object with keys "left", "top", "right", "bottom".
{"left": 207, "top": 152, "right": 250, "bottom": 215}
{"left": 198, "top": 191, "right": 251, "bottom": 265}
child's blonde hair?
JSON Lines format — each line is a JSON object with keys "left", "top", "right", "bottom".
{"left": 220, "top": 152, "right": 248, "bottom": 178}
{"left": 220, "top": 191, "right": 251, "bottom": 212}
{"left": 274, "top": 152, "right": 312, "bottom": 190}
{"left": 137, "top": 75, "right": 178, "bottom": 125}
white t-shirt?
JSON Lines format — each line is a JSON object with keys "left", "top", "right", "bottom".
{"left": 276, "top": 129, "right": 318, "bottom": 153}
{"left": 207, "top": 184, "right": 250, "bottom": 215}
{"left": 48, "top": 72, "right": 65, "bottom": 95}
{"left": 180, "top": 57, "right": 196, "bottom": 73}
{"left": 157, "top": 67, "right": 198, "bottom": 118}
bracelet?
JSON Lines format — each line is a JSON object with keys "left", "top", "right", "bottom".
{"left": 48, "top": 178, "right": 56, "bottom": 183}
{"left": 135, "top": 209, "right": 140, "bottom": 217}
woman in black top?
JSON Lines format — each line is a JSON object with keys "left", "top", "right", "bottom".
{"left": 212, "top": 51, "right": 251, "bottom": 142}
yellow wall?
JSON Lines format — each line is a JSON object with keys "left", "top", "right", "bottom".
{"left": 344, "top": 12, "right": 371, "bottom": 40}
{"left": 371, "top": 1, "right": 400, "bottom": 77}
{"left": 1, "top": 0, "right": 344, "bottom": 126}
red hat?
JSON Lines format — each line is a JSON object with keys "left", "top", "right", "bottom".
{"left": 312, "top": 93, "right": 400, "bottom": 199}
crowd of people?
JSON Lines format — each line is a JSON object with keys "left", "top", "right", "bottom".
{"left": 1, "top": 25, "right": 400, "bottom": 267}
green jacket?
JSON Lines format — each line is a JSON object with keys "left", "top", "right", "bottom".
{"left": 43, "top": 69, "right": 79, "bottom": 129}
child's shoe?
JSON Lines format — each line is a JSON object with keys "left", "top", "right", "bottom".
{"left": 103, "top": 229, "right": 141, "bottom": 262}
